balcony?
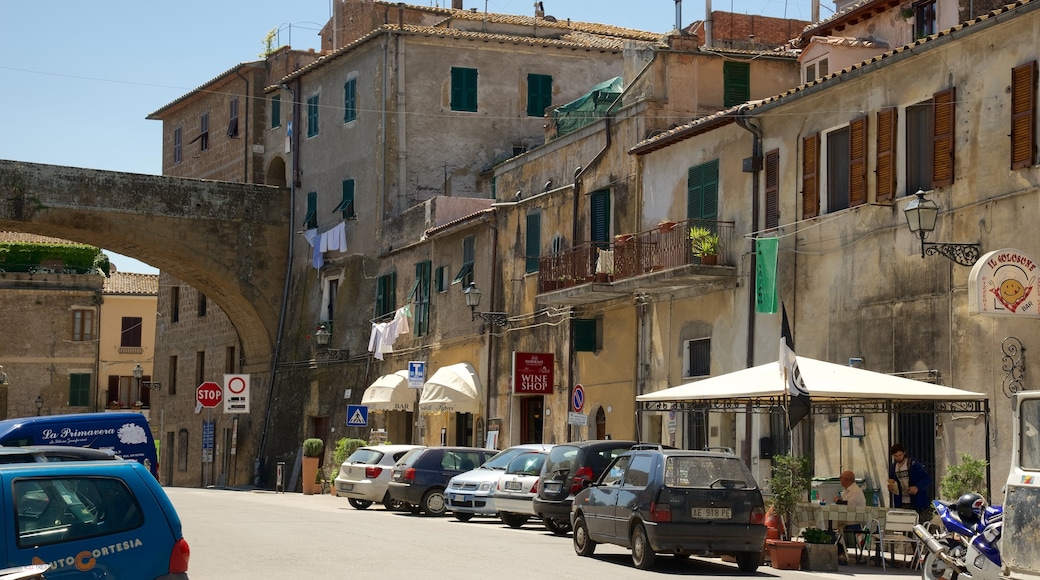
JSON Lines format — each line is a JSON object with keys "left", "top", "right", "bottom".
{"left": 536, "top": 219, "right": 737, "bottom": 306}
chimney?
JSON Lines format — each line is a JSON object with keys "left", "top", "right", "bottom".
{"left": 535, "top": 2, "right": 544, "bottom": 18}
{"left": 704, "top": 0, "right": 712, "bottom": 47}
{"left": 453, "top": 0, "right": 463, "bottom": 9}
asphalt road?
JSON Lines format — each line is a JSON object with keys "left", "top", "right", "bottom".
{"left": 165, "top": 487, "right": 920, "bottom": 580}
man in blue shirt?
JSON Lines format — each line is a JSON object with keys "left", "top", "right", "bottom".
{"left": 888, "top": 443, "right": 933, "bottom": 522}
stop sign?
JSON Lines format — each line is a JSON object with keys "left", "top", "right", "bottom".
{"left": 196, "top": 381, "right": 223, "bottom": 408}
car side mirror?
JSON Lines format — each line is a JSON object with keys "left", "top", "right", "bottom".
{"left": 582, "top": 479, "right": 595, "bottom": 489}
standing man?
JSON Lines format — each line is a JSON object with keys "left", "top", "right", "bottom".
{"left": 888, "top": 443, "right": 933, "bottom": 521}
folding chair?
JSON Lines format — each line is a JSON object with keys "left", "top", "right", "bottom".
{"left": 870, "top": 509, "right": 922, "bottom": 570}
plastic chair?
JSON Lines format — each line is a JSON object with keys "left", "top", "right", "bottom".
{"left": 870, "top": 509, "right": 922, "bottom": 570}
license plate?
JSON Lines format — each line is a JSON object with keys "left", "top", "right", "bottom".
{"left": 505, "top": 481, "right": 522, "bottom": 491}
{"left": 341, "top": 483, "right": 353, "bottom": 492}
{"left": 454, "top": 494, "right": 465, "bottom": 502}
{"left": 544, "top": 482, "right": 561, "bottom": 494}
{"left": 691, "top": 507, "right": 731, "bottom": 519}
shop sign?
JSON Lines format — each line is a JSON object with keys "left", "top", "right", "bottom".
{"left": 969, "top": 248, "right": 1040, "bottom": 317}
{"left": 512, "top": 352, "right": 554, "bottom": 395}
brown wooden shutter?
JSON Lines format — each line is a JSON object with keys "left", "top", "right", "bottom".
{"left": 802, "top": 133, "right": 820, "bottom": 219}
{"left": 876, "top": 108, "right": 897, "bottom": 202}
{"left": 765, "top": 149, "right": 780, "bottom": 229}
{"left": 1011, "top": 61, "right": 1037, "bottom": 170}
{"left": 849, "top": 116, "right": 868, "bottom": 207}
{"left": 932, "top": 88, "right": 956, "bottom": 187}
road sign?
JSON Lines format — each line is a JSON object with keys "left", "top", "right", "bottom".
{"left": 408, "top": 361, "right": 426, "bottom": 389}
{"left": 346, "top": 405, "right": 369, "bottom": 427}
{"left": 196, "top": 381, "right": 223, "bottom": 409}
{"left": 572, "top": 384, "right": 585, "bottom": 413}
{"left": 223, "top": 374, "right": 250, "bottom": 414}
{"left": 568, "top": 412, "right": 588, "bottom": 426}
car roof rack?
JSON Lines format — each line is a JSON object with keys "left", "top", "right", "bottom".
{"left": 703, "top": 446, "right": 735, "bottom": 454}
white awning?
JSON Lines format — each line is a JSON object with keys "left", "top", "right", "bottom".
{"left": 419, "top": 362, "right": 481, "bottom": 414}
{"left": 636, "top": 356, "right": 987, "bottom": 404}
{"left": 361, "top": 370, "right": 414, "bottom": 412}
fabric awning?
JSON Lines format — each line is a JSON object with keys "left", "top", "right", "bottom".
{"left": 361, "top": 370, "right": 414, "bottom": 412}
{"left": 419, "top": 362, "right": 481, "bottom": 414}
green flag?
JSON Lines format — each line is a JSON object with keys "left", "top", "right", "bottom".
{"left": 756, "top": 237, "right": 779, "bottom": 314}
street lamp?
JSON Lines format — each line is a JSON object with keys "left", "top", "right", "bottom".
{"left": 35, "top": 395, "right": 43, "bottom": 416}
{"left": 314, "top": 325, "right": 332, "bottom": 347}
{"left": 903, "top": 190, "right": 981, "bottom": 266}
{"left": 463, "top": 282, "right": 509, "bottom": 328}
{"left": 312, "top": 324, "right": 348, "bottom": 362}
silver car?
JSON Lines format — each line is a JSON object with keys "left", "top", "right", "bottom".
{"left": 446, "top": 443, "right": 552, "bottom": 521}
{"left": 335, "top": 444, "right": 424, "bottom": 509}
{"left": 494, "top": 450, "right": 550, "bottom": 528}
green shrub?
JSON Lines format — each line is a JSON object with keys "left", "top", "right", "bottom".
{"left": 0, "top": 242, "right": 109, "bottom": 275}
{"left": 333, "top": 438, "right": 367, "bottom": 467}
{"left": 801, "top": 527, "right": 836, "bottom": 544}
{"left": 770, "top": 454, "right": 810, "bottom": 539}
{"left": 302, "top": 438, "right": 324, "bottom": 457}
{"left": 941, "top": 453, "right": 988, "bottom": 500}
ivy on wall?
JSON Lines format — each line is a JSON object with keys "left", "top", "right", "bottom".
{"left": 0, "top": 242, "right": 110, "bottom": 276}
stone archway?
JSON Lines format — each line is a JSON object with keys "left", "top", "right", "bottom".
{"left": 266, "top": 156, "right": 287, "bottom": 188}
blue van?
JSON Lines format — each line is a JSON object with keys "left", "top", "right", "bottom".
{"left": 0, "top": 413, "right": 158, "bottom": 478}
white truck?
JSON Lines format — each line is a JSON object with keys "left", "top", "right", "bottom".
{"left": 1003, "top": 391, "right": 1040, "bottom": 576}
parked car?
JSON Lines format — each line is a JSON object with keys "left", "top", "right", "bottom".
{"left": 335, "top": 444, "right": 424, "bottom": 510}
{"left": 0, "top": 445, "right": 121, "bottom": 464}
{"left": 0, "top": 460, "right": 190, "bottom": 578}
{"left": 446, "top": 443, "right": 552, "bottom": 521}
{"left": 387, "top": 446, "right": 497, "bottom": 516}
{"left": 570, "top": 445, "right": 767, "bottom": 571}
{"left": 532, "top": 440, "right": 636, "bottom": 535}
{"left": 494, "top": 450, "right": 551, "bottom": 528}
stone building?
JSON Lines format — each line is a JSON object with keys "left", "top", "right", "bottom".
{"left": 99, "top": 269, "right": 159, "bottom": 411}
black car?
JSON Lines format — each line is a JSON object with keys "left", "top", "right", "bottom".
{"left": 570, "top": 446, "right": 767, "bottom": 571}
{"left": 532, "top": 440, "right": 635, "bottom": 535}
{"left": 387, "top": 446, "right": 497, "bottom": 516}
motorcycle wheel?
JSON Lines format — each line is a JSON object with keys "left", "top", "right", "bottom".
{"left": 922, "top": 551, "right": 956, "bottom": 580}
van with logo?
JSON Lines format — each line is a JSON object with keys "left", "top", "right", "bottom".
{"left": 0, "top": 413, "right": 158, "bottom": 478}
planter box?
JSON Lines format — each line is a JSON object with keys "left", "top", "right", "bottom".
{"left": 802, "top": 543, "right": 839, "bottom": 571}
{"left": 766, "top": 539, "right": 804, "bottom": 570}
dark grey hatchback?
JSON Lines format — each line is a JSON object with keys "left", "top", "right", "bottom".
{"left": 570, "top": 446, "right": 766, "bottom": 571}
{"left": 532, "top": 440, "right": 635, "bottom": 535}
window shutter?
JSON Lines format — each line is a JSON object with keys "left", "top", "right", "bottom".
{"left": 723, "top": 61, "right": 751, "bottom": 108}
{"left": 876, "top": 108, "right": 897, "bottom": 202}
{"left": 1011, "top": 61, "right": 1037, "bottom": 170}
{"left": 932, "top": 88, "right": 956, "bottom": 187}
{"left": 764, "top": 150, "right": 779, "bottom": 230}
{"left": 590, "top": 190, "right": 610, "bottom": 244}
{"left": 802, "top": 133, "right": 820, "bottom": 219}
{"left": 525, "top": 213, "right": 541, "bottom": 273}
{"left": 573, "top": 319, "right": 597, "bottom": 352}
{"left": 687, "top": 160, "right": 719, "bottom": 221}
{"left": 849, "top": 116, "right": 868, "bottom": 207}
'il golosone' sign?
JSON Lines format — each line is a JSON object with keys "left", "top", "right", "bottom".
{"left": 512, "top": 352, "right": 554, "bottom": 395}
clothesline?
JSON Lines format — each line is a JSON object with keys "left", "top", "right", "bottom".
{"left": 304, "top": 221, "right": 348, "bottom": 269}
{"left": 368, "top": 305, "right": 412, "bottom": 361}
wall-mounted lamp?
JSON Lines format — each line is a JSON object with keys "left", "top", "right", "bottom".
{"left": 35, "top": 395, "right": 43, "bottom": 416}
{"left": 132, "top": 363, "right": 162, "bottom": 392}
{"left": 312, "top": 324, "right": 349, "bottom": 362}
{"left": 463, "top": 282, "right": 510, "bottom": 328}
{"left": 903, "top": 190, "right": 981, "bottom": 266}
{"left": 0, "top": 365, "right": 8, "bottom": 385}
{"left": 314, "top": 325, "right": 332, "bottom": 347}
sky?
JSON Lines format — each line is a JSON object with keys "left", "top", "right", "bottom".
{"left": 0, "top": 0, "right": 819, "bottom": 274}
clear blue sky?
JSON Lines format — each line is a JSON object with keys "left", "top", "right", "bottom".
{"left": 0, "top": 1, "right": 816, "bottom": 273}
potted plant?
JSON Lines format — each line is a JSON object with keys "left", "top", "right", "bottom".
{"left": 301, "top": 437, "right": 323, "bottom": 495}
{"left": 765, "top": 454, "right": 810, "bottom": 569}
{"left": 800, "top": 527, "right": 839, "bottom": 571}
{"left": 657, "top": 220, "right": 678, "bottom": 233}
{"left": 940, "top": 453, "right": 988, "bottom": 500}
{"left": 689, "top": 226, "right": 721, "bottom": 265}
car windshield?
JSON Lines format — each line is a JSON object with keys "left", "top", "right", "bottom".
{"left": 505, "top": 452, "right": 546, "bottom": 476}
{"left": 346, "top": 448, "right": 384, "bottom": 464}
{"left": 664, "top": 456, "right": 757, "bottom": 489}
{"left": 544, "top": 446, "right": 582, "bottom": 477}
{"left": 481, "top": 447, "right": 536, "bottom": 470}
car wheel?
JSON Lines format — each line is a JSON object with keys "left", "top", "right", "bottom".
{"left": 347, "top": 498, "right": 373, "bottom": 510}
{"left": 500, "top": 512, "right": 529, "bottom": 529}
{"left": 544, "top": 516, "right": 572, "bottom": 536}
{"left": 630, "top": 524, "right": 657, "bottom": 570}
{"left": 381, "top": 492, "right": 405, "bottom": 511}
{"left": 421, "top": 488, "right": 447, "bottom": 516}
{"left": 735, "top": 551, "right": 760, "bottom": 572}
{"left": 572, "top": 514, "right": 597, "bottom": 557}
{"left": 454, "top": 512, "right": 474, "bottom": 522}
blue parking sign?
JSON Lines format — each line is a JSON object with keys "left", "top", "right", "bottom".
{"left": 346, "top": 405, "right": 368, "bottom": 427}
{"left": 408, "top": 361, "right": 426, "bottom": 389}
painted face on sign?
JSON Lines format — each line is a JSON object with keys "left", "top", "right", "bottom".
{"left": 1001, "top": 279, "right": 1026, "bottom": 305}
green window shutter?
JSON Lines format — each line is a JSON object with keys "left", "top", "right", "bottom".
{"left": 415, "top": 261, "right": 431, "bottom": 336}
{"left": 451, "top": 67, "right": 478, "bottom": 112}
{"left": 435, "top": 266, "right": 445, "bottom": 292}
{"left": 303, "top": 191, "right": 317, "bottom": 229}
{"left": 525, "top": 213, "right": 541, "bottom": 273}
{"left": 590, "top": 190, "right": 610, "bottom": 245}
{"left": 69, "top": 373, "right": 90, "bottom": 407}
{"left": 527, "top": 74, "right": 553, "bottom": 117}
{"left": 573, "top": 319, "right": 598, "bottom": 352}
{"left": 307, "top": 95, "right": 319, "bottom": 137}
{"left": 723, "top": 61, "right": 751, "bottom": 108}
{"left": 687, "top": 160, "right": 719, "bottom": 221}
{"left": 271, "top": 95, "right": 281, "bottom": 129}
{"left": 336, "top": 180, "right": 355, "bottom": 218}
{"left": 344, "top": 78, "right": 357, "bottom": 123}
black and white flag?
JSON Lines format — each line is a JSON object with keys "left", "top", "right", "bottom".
{"left": 780, "top": 303, "right": 810, "bottom": 428}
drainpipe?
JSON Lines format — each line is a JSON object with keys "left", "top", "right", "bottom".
{"left": 234, "top": 68, "right": 250, "bottom": 183}
{"left": 735, "top": 103, "right": 762, "bottom": 467}
{"left": 485, "top": 215, "right": 498, "bottom": 446}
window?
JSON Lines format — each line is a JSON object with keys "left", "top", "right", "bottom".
{"left": 573, "top": 318, "right": 602, "bottom": 352}
{"left": 624, "top": 455, "right": 653, "bottom": 487}
{"left": 723, "top": 61, "right": 750, "bottom": 108}
{"left": 169, "top": 355, "right": 177, "bottom": 396}
{"left": 914, "top": 0, "right": 937, "bottom": 40}
{"left": 525, "top": 212, "right": 541, "bottom": 273}
{"left": 171, "top": 286, "right": 180, "bottom": 322}
{"left": 907, "top": 88, "right": 956, "bottom": 192}
{"left": 199, "top": 113, "right": 209, "bottom": 151}
{"left": 435, "top": 265, "right": 447, "bottom": 293}
{"left": 325, "top": 278, "right": 338, "bottom": 323}
{"left": 876, "top": 108, "right": 897, "bottom": 203}
{"left": 450, "top": 67, "right": 478, "bottom": 112}
{"left": 335, "top": 180, "right": 355, "bottom": 219}
{"left": 307, "top": 94, "right": 319, "bottom": 137}
{"left": 271, "top": 95, "right": 281, "bottom": 129}
{"left": 602, "top": 455, "right": 630, "bottom": 486}
{"left": 684, "top": 338, "right": 711, "bottom": 377}
{"left": 197, "top": 292, "right": 207, "bottom": 317}
{"left": 687, "top": 160, "right": 719, "bottom": 223}
{"left": 414, "top": 261, "right": 431, "bottom": 336}
{"left": 804, "top": 58, "right": 828, "bottom": 83}
{"left": 375, "top": 272, "right": 397, "bottom": 318}
{"left": 72, "top": 309, "right": 94, "bottom": 342}
{"left": 69, "top": 373, "right": 90, "bottom": 407}
{"left": 195, "top": 351, "right": 205, "bottom": 387}
{"left": 527, "top": 73, "right": 553, "bottom": 117}
{"left": 226, "top": 97, "right": 239, "bottom": 138}
{"left": 1011, "top": 61, "right": 1037, "bottom": 170}
{"left": 802, "top": 133, "right": 820, "bottom": 219}
{"left": 120, "top": 316, "right": 142, "bottom": 348}
{"left": 590, "top": 190, "right": 611, "bottom": 248}
{"left": 15, "top": 477, "right": 143, "bottom": 548}
{"left": 173, "top": 127, "right": 182, "bottom": 164}
{"left": 764, "top": 149, "right": 779, "bottom": 229}
{"left": 344, "top": 78, "right": 357, "bottom": 123}
{"left": 451, "top": 236, "right": 475, "bottom": 286}
{"left": 303, "top": 191, "right": 317, "bottom": 229}
{"left": 826, "top": 126, "right": 850, "bottom": 213}
{"left": 225, "top": 346, "right": 236, "bottom": 374}
{"left": 178, "top": 429, "right": 189, "bottom": 472}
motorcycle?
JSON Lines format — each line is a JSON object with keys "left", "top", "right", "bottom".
{"left": 913, "top": 496, "right": 1003, "bottom": 580}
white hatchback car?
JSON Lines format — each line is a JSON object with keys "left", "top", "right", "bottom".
{"left": 446, "top": 443, "right": 552, "bottom": 521}
{"left": 335, "top": 444, "right": 424, "bottom": 509}
{"left": 494, "top": 449, "right": 550, "bottom": 528}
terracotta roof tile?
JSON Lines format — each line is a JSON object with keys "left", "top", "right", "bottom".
{"left": 103, "top": 271, "right": 159, "bottom": 296}
{"left": 0, "top": 232, "right": 80, "bottom": 245}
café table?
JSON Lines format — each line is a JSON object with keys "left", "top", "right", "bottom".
{"left": 792, "top": 502, "right": 886, "bottom": 563}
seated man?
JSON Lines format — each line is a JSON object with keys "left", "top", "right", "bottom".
{"left": 833, "top": 470, "right": 867, "bottom": 563}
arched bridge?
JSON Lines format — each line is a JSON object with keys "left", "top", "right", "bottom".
{"left": 0, "top": 160, "right": 289, "bottom": 373}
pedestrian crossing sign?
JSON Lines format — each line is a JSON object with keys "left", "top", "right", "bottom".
{"left": 346, "top": 405, "right": 368, "bottom": 427}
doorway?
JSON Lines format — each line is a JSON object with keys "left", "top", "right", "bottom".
{"left": 519, "top": 397, "right": 544, "bottom": 443}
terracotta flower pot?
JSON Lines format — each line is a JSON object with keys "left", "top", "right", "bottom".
{"left": 302, "top": 456, "right": 319, "bottom": 495}
{"left": 766, "top": 539, "right": 804, "bottom": 570}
